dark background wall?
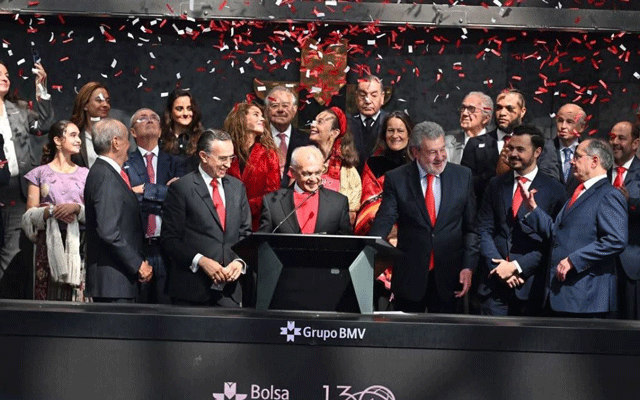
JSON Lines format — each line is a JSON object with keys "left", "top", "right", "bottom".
{"left": 1, "top": 12, "right": 639, "bottom": 141}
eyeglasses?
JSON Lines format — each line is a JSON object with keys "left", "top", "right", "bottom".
{"left": 268, "top": 103, "right": 292, "bottom": 110}
{"left": 206, "top": 153, "right": 237, "bottom": 163}
{"left": 459, "top": 105, "right": 479, "bottom": 114}
{"left": 136, "top": 115, "right": 160, "bottom": 124}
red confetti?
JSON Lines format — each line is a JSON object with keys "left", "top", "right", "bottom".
{"left": 59, "top": 56, "right": 69, "bottom": 62}
{"left": 219, "top": 0, "right": 227, "bottom": 10}
{"left": 166, "top": 3, "right": 174, "bottom": 13}
{"left": 27, "top": 1, "right": 39, "bottom": 6}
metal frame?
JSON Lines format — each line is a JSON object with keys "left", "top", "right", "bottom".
{"left": 1, "top": 1, "right": 639, "bottom": 32}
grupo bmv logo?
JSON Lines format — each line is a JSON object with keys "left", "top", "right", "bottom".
{"left": 279, "top": 321, "right": 302, "bottom": 342}
{"left": 278, "top": 321, "right": 366, "bottom": 343}
{"left": 212, "top": 382, "right": 247, "bottom": 400}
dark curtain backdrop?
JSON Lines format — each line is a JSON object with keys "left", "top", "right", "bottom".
{"left": 1, "top": 13, "right": 639, "bottom": 143}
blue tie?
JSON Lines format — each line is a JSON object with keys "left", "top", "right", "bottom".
{"left": 562, "top": 147, "right": 572, "bottom": 182}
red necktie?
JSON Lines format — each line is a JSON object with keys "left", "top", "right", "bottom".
{"left": 567, "top": 183, "right": 585, "bottom": 209}
{"left": 145, "top": 153, "right": 156, "bottom": 237}
{"left": 511, "top": 176, "right": 528, "bottom": 218}
{"left": 613, "top": 166, "right": 626, "bottom": 188}
{"left": 210, "top": 179, "right": 226, "bottom": 230}
{"left": 277, "top": 133, "right": 288, "bottom": 177}
{"left": 425, "top": 174, "right": 437, "bottom": 271}
{"left": 120, "top": 169, "right": 132, "bottom": 190}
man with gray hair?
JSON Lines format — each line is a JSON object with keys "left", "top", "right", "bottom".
{"left": 446, "top": 91, "right": 493, "bottom": 164}
{"left": 259, "top": 145, "right": 351, "bottom": 234}
{"left": 521, "top": 138, "right": 627, "bottom": 317}
{"left": 553, "top": 103, "right": 586, "bottom": 194}
{"left": 265, "top": 85, "right": 309, "bottom": 186}
{"left": 123, "top": 108, "right": 185, "bottom": 304}
{"left": 371, "top": 121, "right": 479, "bottom": 313}
{"left": 84, "top": 118, "right": 153, "bottom": 302}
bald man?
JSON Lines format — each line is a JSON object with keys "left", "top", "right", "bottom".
{"left": 553, "top": 103, "right": 586, "bottom": 194}
{"left": 259, "top": 145, "right": 351, "bottom": 235}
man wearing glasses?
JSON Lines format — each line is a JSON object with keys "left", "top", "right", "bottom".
{"left": 521, "top": 139, "right": 627, "bottom": 318}
{"left": 462, "top": 89, "right": 561, "bottom": 205}
{"left": 161, "top": 130, "right": 251, "bottom": 307}
{"left": 445, "top": 91, "right": 493, "bottom": 165}
{"left": 259, "top": 145, "right": 351, "bottom": 235}
{"left": 265, "top": 86, "right": 309, "bottom": 186}
{"left": 124, "top": 108, "right": 185, "bottom": 304}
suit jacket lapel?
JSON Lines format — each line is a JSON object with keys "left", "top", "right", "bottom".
{"left": 315, "top": 189, "right": 330, "bottom": 233}
{"left": 409, "top": 163, "right": 432, "bottom": 227}
{"left": 279, "top": 189, "right": 301, "bottom": 233}
{"left": 157, "top": 151, "right": 171, "bottom": 184}
{"left": 127, "top": 151, "right": 149, "bottom": 184}
{"left": 501, "top": 172, "right": 514, "bottom": 218}
{"left": 624, "top": 156, "right": 640, "bottom": 185}
{"left": 436, "top": 164, "right": 454, "bottom": 230}
{"left": 560, "top": 178, "right": 604, "bottom": 221}
{"left": 193, "top": 172, "right": 221, "bottom": 227}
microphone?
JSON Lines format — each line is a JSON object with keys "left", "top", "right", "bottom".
{"left": 272, "top": 185, "right": 322, "bottom": 233}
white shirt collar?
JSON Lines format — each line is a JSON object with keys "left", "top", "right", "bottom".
{"left": 359, "top": 111, "right": 381, "bottom": 124}
{"left": 464, "top": 127, "right": 486, "bottom": 145}
{"left": 138, "top": 145, "right": 159, "bottom": 158}
{"left": 97, "top": 155, "right": 122, "bottom": 173}
{"left": 515, "top": 166, "right": 538, "bottom": 182}
{"left": 270, "top": 124, "right": 292, "bottom": 138}
{"left": 560, "top": 139, "right": 579, "bottom": 152}
{"left": 198, "top": 164, "right": 221, "bottom": 186}
{"left": 583, "top": 174, "right": 607, "bottom": 190}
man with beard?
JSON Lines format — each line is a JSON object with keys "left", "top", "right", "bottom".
{"left": 265, "top": 86, "right": 309, "bottom": 186}
{"left": 553, "top": 103, "right": 585, "bottom": 195}
{"left": 370, "top": 121, "right": 479, "bottom": 313}
{"left": 476, "top": 125, "right": 565, "bottom": 316}
{"left": 608, "top": 121, "right": 640, "bottom": 319}
{"left": 462, "top": 89, "right": 560, "bottom": 204}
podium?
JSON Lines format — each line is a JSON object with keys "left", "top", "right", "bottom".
{"left": 233, "top": 233, "right": 398, "bottom": 314}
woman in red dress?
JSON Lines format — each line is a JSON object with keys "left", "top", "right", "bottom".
{"left": 223, "top": 102, "right": 280, "bottom": 231}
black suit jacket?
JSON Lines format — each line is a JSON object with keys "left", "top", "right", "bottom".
{"left": 280, "top": 127, "right": 311, "bottom": 187}
{"left": 349, "top": 110, "right": 388, "bottom": 170}
{"left": 84, "top": 158, "right": 145, "bottom": 298}
{"left": 462, "top": 129, "right": 561, "bottom": 204}
{"left": 477, "top": 170, "right": 566, "bottom": 301}
{"left": 124, "top": 148, "right": 185, "bottom": 227}
{"left": 258, "top": 187, "right": 352, "bottom": 234}
{"left": 370, "top": 161, "right": 479, "bottom": 302}
{"left": 553, "top": 137, "right": 581, "bottom": 195}
{"left": 609, "top": 156, "right": 640, "bottom": 280}
{"left": 161, "top": 170, "right": 252, "bottom": 303}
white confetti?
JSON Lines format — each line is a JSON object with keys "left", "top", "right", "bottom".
{"left": 88, "top": 37, "right": 94, "bottom": 43}
{"left": 49, "top": 32, "right": 54, "bottom": 42}
{"left": 325, "top": 0, "right": 337, "bottom": 5}
{"left": 310, "top": 86, "right": 321, "bottom": 93}
{"left": 367, "top": 40, "right": 376, "bottom": 46}
{"left": 239, "top": 67, "right": 245, "bottom": 74}
{"left": 634, "top": 72, "right": 640, "bottom": 79}
{"left": 16, "top": 58, "right": 25, "bottom": 65}
{"left": 132, "top": 18, "right": 139, "bottom": 25}
{"left": 408, "top": 45, "right": 413, "bottom": 53}
{"left": 137, "top": 82, "right": 143, "bottom": 88}
{"left": 77, "top": 74, "right": 81, "bottom": 79}
{"left": 111, "top": 59, "right": 117, "bottom": 68}
{"left": 213, "top": 96, "right": 221, "bottom": 101}
{"left": 257, "top": 86, "right": 267, "bottom": 91}
{"left": 161, "top": 92, "right": 169, "bottom": 97}
{"left": 176, "top": 72, "right": 181, "bottom": 79}
{"left": 149, "top": 52, "right": 155, "bottom": 59}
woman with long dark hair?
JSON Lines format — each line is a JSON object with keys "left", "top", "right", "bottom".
{"left": 160, "top": 89, "right": 204, "bottom": 163}
{"left": 22, "top": 120, "right": 88, "bottom": 301}
{"left": 308, "top": 107, "right": 361, "bottom": 224}
{"left": 223, "top": 102, "right": 280, "bottom": 231}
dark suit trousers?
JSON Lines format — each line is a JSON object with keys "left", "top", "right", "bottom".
{"left": 138, "top": 241, "right": 171, "bottom": 305}
{"left": 618, "top": 273, "right": 640, "bottom": 320}
{"left": 393, "top": 271, "right": 461, "bottom": 313}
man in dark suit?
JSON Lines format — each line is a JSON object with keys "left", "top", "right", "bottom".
{"left": 370, "top": 121, "right": 479, "bottom": 313}
{"left": 161, "top": 130, "right": 251, "bottom": 306}
{"left": 445, "top": 91, "right": 493, "bottom": 165}
{"left": 608, "top": 121, "right": 640, "bottom": 319}
{"left": 124, "top": 108, "right": 185, "bottom": 304}
{"left": 259, "top": 145, "right": 351, "bottom": 235}
{"left": 348, "top": 75, "right": 388, "bottom": 169}
{"left": 84, "top": 119, "right": 153, "bottom": 302}
{"left": 461, "top": 89, "right": 560, "bottom": 204}
{"left": 553, "top": 103, "right": 584, "bottom": 195}
{"left": 522, "top": 138, "right": 627, "bottom": 317}
{"left": 265, "top": 86, "right": 310, "bottom": 187}
{"left": 476, "top": 125, "right": 566, "bottom": 316}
